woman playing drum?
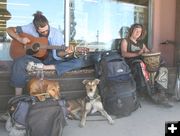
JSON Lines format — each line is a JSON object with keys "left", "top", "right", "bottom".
{"left": 120, "top": 23, "right": 173, "bottom": 107}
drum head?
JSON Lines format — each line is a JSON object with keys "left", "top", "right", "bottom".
{"left": 142, "top": 52, "right": 161, "bottom": 72}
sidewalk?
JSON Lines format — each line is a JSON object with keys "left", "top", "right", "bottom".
{"left": 1, "top": 99, "right": 180, "bottom": 136}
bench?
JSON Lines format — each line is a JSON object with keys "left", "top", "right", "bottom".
{"left": 0, "top": 60, "right": 96, "bottom": 113}
{"left": 0, "top": 59, "right": 177, "bottom": 113}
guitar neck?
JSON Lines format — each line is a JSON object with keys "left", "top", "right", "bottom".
{"left": 25, "top": 43, "right": 67, "bottom": 51}
{"left": 40, "top": 45, "right": 66, "bottom": 50}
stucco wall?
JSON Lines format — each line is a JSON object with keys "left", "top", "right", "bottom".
{"left": 175, "top": 0, "right": 180, "bottom": 63}
{"left": 152, "top": 0, "right": 176, "bottom": 66}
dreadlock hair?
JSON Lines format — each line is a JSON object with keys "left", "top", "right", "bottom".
{"left": 127, "top": 23, "right": 146, "bottom": 41}
{"left": 33, "top": 11, "right": 49, "bottom": 30}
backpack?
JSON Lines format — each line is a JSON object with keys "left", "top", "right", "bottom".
{"left": 27, "top": 99, "right": 66, "bottom": 136}
{"left": 111, "top": 38, "right": 122, "bottom": 51}
{"left": 98, "top": 51, "right": 140, "bottom": 117}
{"left": 99, "top": 50, "right": 131, "bottom": 81}
{"left": 7, "top": 95, "right": 66, "bottom": 136}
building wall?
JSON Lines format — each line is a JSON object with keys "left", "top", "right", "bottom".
{"left": 175, "top": 0, "right": 180, "bottom": 63}
{"left": 152, "top": 0, "right": 176, "bottom": 66}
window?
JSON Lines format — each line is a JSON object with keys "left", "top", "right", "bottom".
{"left": 0, "top": 0, "right": 150, "bottom": 60}
{"left": 69, "top": 0, "right": 149, "bottom": 51}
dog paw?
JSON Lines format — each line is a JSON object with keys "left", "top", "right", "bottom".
{"left": 54, "top": 96, "right": 59, "bottom": 100}
{"left": 79, "top": 123, "right": 85, "bottom": 128}
{"left": 109, "top": 120, "right": 115, "bottom": 125}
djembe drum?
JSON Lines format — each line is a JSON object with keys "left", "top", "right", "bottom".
{"left": 142, "top": 52, "right": 161, "bottom": 87}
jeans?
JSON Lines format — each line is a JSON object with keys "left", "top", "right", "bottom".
{"left": 10, "top": 53, "right": 100, "bottom": 88}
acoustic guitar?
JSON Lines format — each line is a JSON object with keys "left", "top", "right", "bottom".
{"left": 10, "top": 33, "right": 90, "bottom": 60}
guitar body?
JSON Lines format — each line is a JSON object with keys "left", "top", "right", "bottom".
{"left": 10, "top": 33, "right": 48, "bottom": 59}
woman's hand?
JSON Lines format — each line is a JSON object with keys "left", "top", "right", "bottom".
{"left": 143, "top": 44, "right": 150, "bottom": 53}
{"left": 138, "top": 48, "right": 145, "bottom": 55}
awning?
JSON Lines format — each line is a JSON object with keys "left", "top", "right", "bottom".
{"left": 0, "top": 8, "right": 11, "bottom": 21}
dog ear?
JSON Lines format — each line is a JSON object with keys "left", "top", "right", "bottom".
{"left": 55, "top": 82, "right": 60, "bottom": 90}
{"left": 94, "top": 79, "right": 100, "bottom": 85}
{"left": 82, "top": 80, "right": 89, "bottom": 84}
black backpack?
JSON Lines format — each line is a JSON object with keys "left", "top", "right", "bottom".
{"left": 7, "top": 95, "right": 66, "bottom": 136}
{"left": 98, "top": 51, "right": 140, "bottom": 117}
{"left": 111, "top": 38, "right": 122, "bottom": 51}
{"left": 27, "top": 99, "right": 66, "bottom": 136}
{"left": 99, "top": 51, "right": 131, "bottom": 81}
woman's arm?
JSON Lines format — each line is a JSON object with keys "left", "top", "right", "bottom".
{"left": 121, "top": 39, "right": 143, "bottom": 58}
{"left": 142, "top": 44, "right": 150, "bottom": 53}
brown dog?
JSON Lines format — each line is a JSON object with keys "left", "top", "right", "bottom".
{"left": 27, "top": 78, "right": 60, "bottom": 101}
{"left": 80, "top": 79, "right": 114, "bottom": 127}
{"left": 67, "top": 79, "right": 114, "bottom": 127}
{"left": 66, "top": 98, "right": 84, "bottom": 120}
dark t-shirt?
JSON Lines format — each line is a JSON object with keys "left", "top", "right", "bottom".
{"left": 123, "top": 38, "right": 144, "bottom": 65}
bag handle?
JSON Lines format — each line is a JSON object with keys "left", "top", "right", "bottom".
{"left": 8, "top": 95, "right": 35, "bottom": 106}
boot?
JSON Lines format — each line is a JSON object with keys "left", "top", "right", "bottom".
{"left": 26, "top": 61, "right": 44, "bottom": 72}
{"left": 151, "top": 91, "right": 173, "bottom": 108}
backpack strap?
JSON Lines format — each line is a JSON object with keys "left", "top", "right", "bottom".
{"left": 8, "top": 95, "right": 34, "bottom": 106}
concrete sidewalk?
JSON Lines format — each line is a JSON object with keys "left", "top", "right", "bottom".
{"left": 63, "top": 100, "right": 180, "bottom": 136}
{"left": 1, "top": 99, "right": 180, "bottom": 136}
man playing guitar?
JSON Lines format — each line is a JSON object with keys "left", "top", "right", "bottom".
{"left": 7, "top": 11, "right": 91, "bottom": 95}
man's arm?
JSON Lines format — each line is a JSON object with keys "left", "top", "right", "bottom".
{"left": 6, "top": 27, "right": 30, "bottom": 44}
{"left": 6, "top": 27, "right": 21, "bottom": 41}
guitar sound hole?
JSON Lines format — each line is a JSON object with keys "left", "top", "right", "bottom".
{"left": 26, "top": 43, "right": 40, "bottom": 55}
{"left": 32, "top": 43, "right": 40, "bottom": 51}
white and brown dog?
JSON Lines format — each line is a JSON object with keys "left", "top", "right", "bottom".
{"left": 79, "top": 79, "right": 114, "bottom": 127}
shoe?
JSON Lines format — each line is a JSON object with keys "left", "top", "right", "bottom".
{"left": 151, "top": 93, "right": 174, "bottom": 108}
{"left": 161, "top": 98, "right": 174, "bottom": 108}
{"left": 151, "top": 93, "right": 160, "bottom": 103}
{"left": 26, "top": 61, "right": 44, "bottom": 72}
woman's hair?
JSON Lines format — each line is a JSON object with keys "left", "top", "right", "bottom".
{"left": 127, "top": 23, "right": 146, "bottom": 40}
{"left": 33, "top": 11, "right": 49, "bottom": 29}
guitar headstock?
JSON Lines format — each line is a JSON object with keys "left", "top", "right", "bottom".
{"left": 58, "top": 46, "right": 90, "bottom": 59}
{"left": 76, "top": 47, "right": 89, "bottom": 53}
{"left": 74, "top": 47, "right": 89, "bottom": 57}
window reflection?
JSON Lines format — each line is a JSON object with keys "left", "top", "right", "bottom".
{"left": 71, "top": 0, "right": 148, "bottom": 51}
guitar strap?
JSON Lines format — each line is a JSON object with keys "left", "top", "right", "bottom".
{"left": 16, "top": 26, "right": 23, "bottom": 34}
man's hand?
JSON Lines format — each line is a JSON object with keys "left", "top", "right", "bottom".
{"left": 65, "top": 46, "right": 74, "bottom": 54}
{"left": 18, "top": 37, "right": 31, "bottom": 45}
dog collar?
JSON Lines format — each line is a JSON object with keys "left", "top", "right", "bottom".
{"left": 85, "top": 88, "right": 100, "bottom": 102}
{"left": 85, "top": 92, "right": 100, "bottom": 102}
